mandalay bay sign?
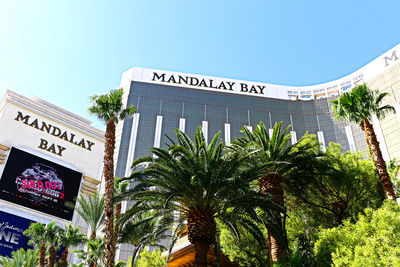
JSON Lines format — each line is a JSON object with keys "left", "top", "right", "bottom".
{"left": 14, "top": 111, "right": 96, "bottom": 157}
{"left": 151, "top": 72, "right": 267, "bottom": 95}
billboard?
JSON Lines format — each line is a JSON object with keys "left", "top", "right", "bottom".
{"left": 0, "top": 211, "right": 34, "bottom": 257}
{"left": 0, "top": 147, "right": 82, "bottom": 220}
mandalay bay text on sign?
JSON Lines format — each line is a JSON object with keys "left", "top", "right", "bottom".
{"left": 14, "top": 111, "right": 96, "bottom": 157}
{"left": 152, "top": 72, "right": 266, "bottom": 95}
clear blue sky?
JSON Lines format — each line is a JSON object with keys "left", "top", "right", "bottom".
{"left": 0, "top": 0, "right": 399, "bottom": 129}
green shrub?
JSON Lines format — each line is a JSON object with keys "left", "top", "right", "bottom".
{"left": 314, "top": 200, "right": 400, "bottom": 267}
{"left": 219, "top": 222, "right": 269, "bottom": 266}
{"left": 129, "top": 248, "right": 165, "bottom": 267}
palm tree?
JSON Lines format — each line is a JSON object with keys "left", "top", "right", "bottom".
{"left": 331, "top": 84, "right": 396, "bottom": 200}
{"left": 117, "top": 210, "right": 174, "bottom": 266}
{"left": 45, "top": 222, "right": 63, "bottom": 267}
{"left": 56, "top": 223, "right": 87, "bottom": 267}
{"left": 88, "top": 88, "right": 136, "bottom": 267}
{"left": 230, "top": 121, "right": 319, "bottom": 262}
{"left": 23, "top": 222, "right": 47, "bottom": 267}
{"left": 74, "top": 238, "right": 106, "bottom": 267}
{"left": 0, "top": 248, "right": 38, "bottom": 267}
{"left": 120, "top": 127, "right": 281, "bottom": 267}
{"left": 72, "top": 192, "right": 105, "bottom": 240}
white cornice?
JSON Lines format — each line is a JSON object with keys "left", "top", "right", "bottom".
{"left": 121, "top": 42, "right": 400, "bottom": 101}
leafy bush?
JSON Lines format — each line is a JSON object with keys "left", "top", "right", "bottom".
{"left": 220, "top": 225, "right": 269, "bottom": 266}
{"left": 314, "top": 200, "right": 400, "bottom": 266}
{"left": 129, "top": 248, "right": 165, "bottom": 267}
{"left": 286, "top": 141, "right": 384, "bottom": 229}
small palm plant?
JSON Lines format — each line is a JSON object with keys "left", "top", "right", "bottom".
{"left": 71, "top": 192, "right": 105, "bottom": 240}
{"left": 23, "top": 222, "right": 47, "bottom": 267}
{"left": 73, "top": 237, "right": 106, "bottom": 267}
{"left": 56, "top": 223, "right": 87, "bottom": 267}
{"left": 117, "top": 210, "right": 174, "bottom": 266}
{"left": 0, "top": 248, "right": 38, "bottom": 267}
{"left": 45, "top": 222, "right": 63, "bottom": 267}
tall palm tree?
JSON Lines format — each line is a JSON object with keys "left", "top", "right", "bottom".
{"left": 56, "top": 223, "right": 87, "bottom": 267}
{"left": 331, "top": 84, "right": 396, "bottom": 200}
{"left": 23, "top": 222, "right": 47, "bottom": 267}
{"left": 230, "top": 121, "right": 319, "bottom": 262}
{"left": 120, "top": 127, "right": 281, "bottom": 267}
{"left": 72, "top": 192, "right": 105, "bottom": 240}
{"left": 88, "top": 88, "right": 136, "bottom": 267}
{"left": 111, "top": 177, "right": 129, "bottom": 261}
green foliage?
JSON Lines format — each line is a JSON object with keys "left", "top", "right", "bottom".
{"left": 88, "top": 88, "right": 136, "bottom": 124}
{"left": 388, "top": 158, "right": 400, "bottom": 197}
{"left": 331, "top": 83, "right": 395, "bottom": 123}
{"left": 219, "top": 223, "right": 269, "bottom": 266}
{"left": 57, "top": 223, "right": 87, "bottom": 248}
{"left": 23, "top": 222, "right": 46, "bottom": 247}
{"left": 132, "top": 248, "right": 165, "bottom": 267}
{"left": 116, "top": 261, "right": 127, "bottom": 267}
{"left": 73, "top": 237, "right": 105, "bottom": 266}
{"left": 229, "top": 121, "right": 323, "bottom": 259}
{"left": 118, "top": 210, "right": 171, "bottom": 266}
{"left": 68, "top": 191, "right": 105, "bottom": 239}
{"left": 285, "top": 140, "right": 383, "bottom": 228}
{"left": 120, "top": 126, "right": 282, "bottom": 263}
{"left": 314, "top": 200, "right": 400, "bottom": 266}
{"left": 291, "top": 232, "right": 315, "bottom": 267}
{"left": 0, "top": 248, "right": 38, "bottom": 267}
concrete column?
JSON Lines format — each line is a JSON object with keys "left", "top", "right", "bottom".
{"left": 224, "top": 123, "right": 231, "bottom": 145}
{"left": 179, "top": 118, "right": 186, "bottom": 132}
{"left": 125, "top": 113, "right": 140, "bottom": 176}
{"left": 290, "top": 131, "right": 297, "bottom": 144}
{"left": 317, "top": 131, "right": 326, "bottom": 152}
{"left": 345, "top": 125, "right": 356, "bottom": 152}
{"left": 202, "top": 121, "right": 208, "bottom": 145}
{"left": 371, "top": 115, "right": 390, "bottom": 161}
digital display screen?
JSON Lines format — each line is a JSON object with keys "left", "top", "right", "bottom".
{"left": 0, "top": 147, "right": 82, "bottom": 220}
{"left": 0, "top": 211, "right": 34, "bottom": 257}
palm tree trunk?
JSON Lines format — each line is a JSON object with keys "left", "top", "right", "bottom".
{"left": 104, "top": 118, "right": 116, "bottom": 267}
{"left": 90, "top": 231, "right": 96, "bottom": 240}
{"left": 59, "top": 246, "right": 69, "bottom": 264}
{"left": 187, "top": 210, "right": 215, "bottom": 267}
{"left": 193, "top": 239, "right": 209, "bottom": 267}
{"left": 259, "top": 173, "right": 288, "bottom": 263}
{"left": 39, "top": 241, "right": 46, "bottom": 267}
{"left": 362, "top": 119, "right": 396, "bottom": 200}
{"left": 88, "top": 232, "right": 96, "bottom": 267}
{"left": 48, "top": 244, "right": 57, "bottom": 267}
{"left": 110, "top": 201, "right": 122, "bottom": 262}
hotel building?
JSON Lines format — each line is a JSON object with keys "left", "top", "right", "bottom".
{"left": 114, "top": 43, "right": 400, "bottom": 261}
{"left": 0, "top": 91, "right": 104, "bottom": 257}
